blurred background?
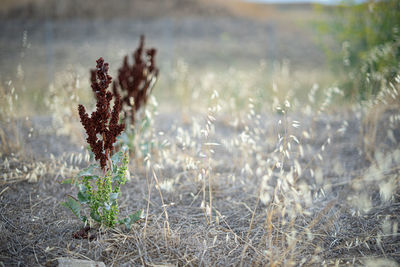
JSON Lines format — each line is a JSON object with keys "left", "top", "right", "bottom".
{"left": 0, "top": 0, "right": 331, "bottom": 111}
{"left": 0, "top": 0, "right": 399, "bottom": 113}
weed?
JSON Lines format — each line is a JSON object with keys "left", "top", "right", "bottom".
{"left": 111, "top": 35, "right": 160, "bottom": 158}
{"left": 0, "top": 81, "right": 21, "bottom": 155}
{"left": 118, "top": 95, "right": 160, "bottom": 159}
{"left": 112, "top": 35, "right": 159, "bottom": 125}
{"left": 62, "top": 58, "right": 142, "bottom": 229}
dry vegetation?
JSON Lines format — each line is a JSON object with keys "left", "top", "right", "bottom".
{"left": 1, "top": 56, "right": 400, "bottom": 266}
{"left": 1, "top": 1, "right": 400, "bottom": 267}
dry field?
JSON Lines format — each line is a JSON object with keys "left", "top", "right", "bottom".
{"left": 1, "top": 1, "right": 400, "bottom": 266}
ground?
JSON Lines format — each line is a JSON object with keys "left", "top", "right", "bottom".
{"left": 1, "top": 104, "right": 399, "bottom": 266}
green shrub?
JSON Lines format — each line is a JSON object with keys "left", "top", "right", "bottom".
{"left": 316, "top": 0, "right": 400, "bottom": 100}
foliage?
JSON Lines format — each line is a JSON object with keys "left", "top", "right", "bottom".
{"left": 62, "top": 58, "right": 141, "bottom": 229}
{"left": 62, "top": 147, "right": 142, "bottom": 228}
{"left": 315, "top": 0, "right": 400, "bottom": 100}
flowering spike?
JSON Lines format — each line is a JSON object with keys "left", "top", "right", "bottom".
{"left": 78, "top": 58, "right": 125, "bottom": 171}
{"left": 113, "top": 35, "right": 159, "bottom": 124}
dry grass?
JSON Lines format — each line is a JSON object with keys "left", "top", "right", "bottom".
{"left": 361, "top": 76, "right": 400, "bottom": 164}
{"left": 0, "top": 82, "right": 22, "bottom": 156}
{"left": 1, "top": 57, "right": 400, "bottom": 266}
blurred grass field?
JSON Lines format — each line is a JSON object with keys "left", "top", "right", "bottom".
{"left": 0, "top": 0, "right": 333, "bottom": 114}
{"left": 1, "top": 1, "right": 400, "bottom": 266}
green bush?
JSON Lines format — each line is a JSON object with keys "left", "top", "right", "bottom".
{"left": 316, "top": 0, "right": 400, "bottom": 100}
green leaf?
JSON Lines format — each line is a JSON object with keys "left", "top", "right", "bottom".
{"left": 109, "top": 193, "right": 119, "bottom": 202}
{"left": 119, "top": 210, "right": 143, "bottom": 230}
{"left": 83, "top": 175, "right": 99, "bottom": 180}
{"left": 130, "top": 209, "right": 144, "bottom": 222}
{"left": 111, "top": 146, "right": 129, "bottom": 166}
{"left": 112, "top": 174, "right": 123, "bottom": 182}
{"left": 77, "top": 191, "right": 89, "bottom": 204}
{"left": 118, "top": 217, "right": 131, "bottom": 229}
{"left": 121, "top": 145, "right": 129, "bottom": 154}
{"left": 78, "top": 184, "right": 87, "bottom": 192}
{"left": 111, "top": 151, "right": 123, "bottom": 165}
{"left": 77, "top": 164, "right": 97, "bottom": 177}
{"left": 61, "top": 197, "right": 85, "bottom": 222}
{"left": 90, "top": 209, "right": 101, "bottom": 222}
{"left": 61, "top": 178, "right": 74, "bottom": 184}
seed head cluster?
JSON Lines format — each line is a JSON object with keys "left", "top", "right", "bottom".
{"left": 78, "top": 57, "right": 125, "bottom": 170}
{"left": 113, "top": 35, "right": 159, "bottom": 124}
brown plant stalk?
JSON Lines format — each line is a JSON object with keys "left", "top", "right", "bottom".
{"left": 112, "top": 35, "right": 159, "bottom": 124}
{"left": 79, "top": 57, "right": 125, "bottom": 171}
